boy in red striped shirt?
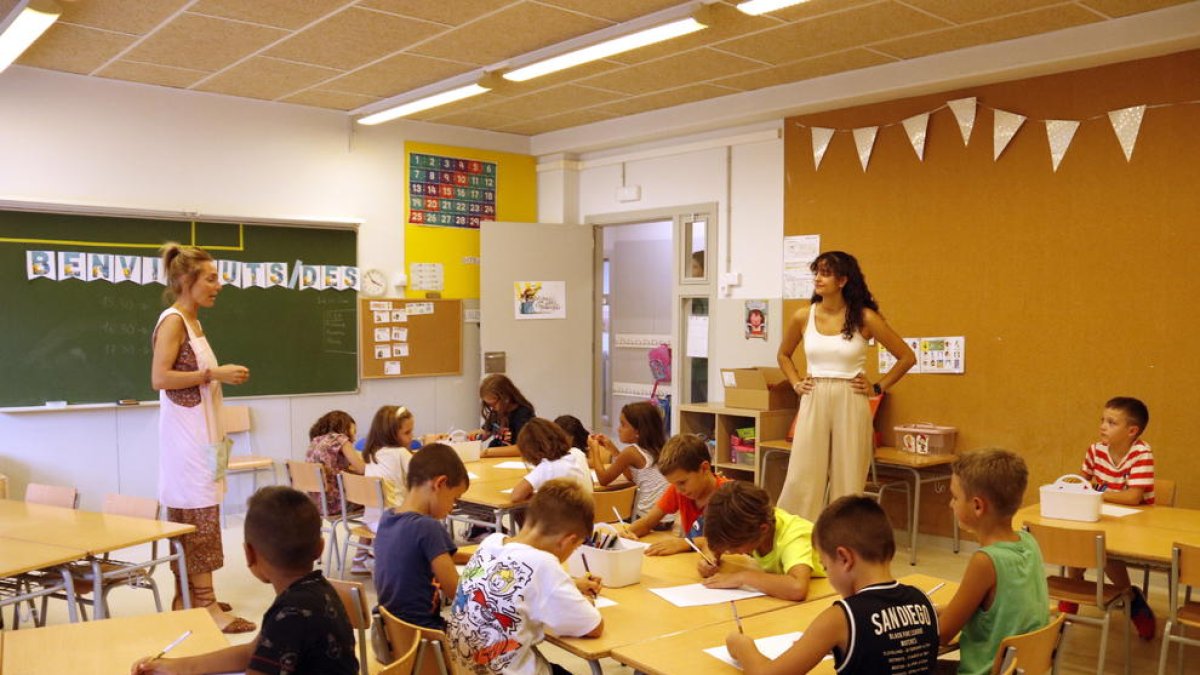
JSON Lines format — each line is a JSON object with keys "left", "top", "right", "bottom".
{"left": 1063, "top": 396, "right": 1156, "bottom": 638}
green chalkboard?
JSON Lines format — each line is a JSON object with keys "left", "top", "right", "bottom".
{"left": 0, "top": 207, "right": 358, "bottom": 407}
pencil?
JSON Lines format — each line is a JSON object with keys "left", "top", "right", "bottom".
{"left": 613, "top": 507, "right": 627, "bottom": 525}
{"left": 581, "top": 553, "right": 591, "bottom": 574}
{"left": 150, "top": 630, "right": 192, "bottom": 661}
{"left": 731, "top": 600, "right": 743, "bottom": 634}
{"left": 925, "top": 582, "right": 946, "bottom": 597}
{"left": 685, "top": 537, "right": 716, "bottom": 566}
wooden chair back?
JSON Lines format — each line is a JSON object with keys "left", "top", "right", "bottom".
{"left": 1155, "top": 479, "right": 1177, "bottom": 507}
{"left": 1175, "top": 541, "right": 1200, "bottom": 590}
{"left": 327, "top": 579, "right": 370, "bottom": 675}
{"left": 591, "top": 485, "right": 637, "bottom": 523}
{"left": 340, "top": 472, "right": 386, "bottom": 510}
{"left": 991, "top": 613, "right": 1066, "bottom": 675}
{"left": 221, "top": 405, "right": 252, "bottom": 434}
{"left": 380, "top": 632, "right": 423, "bottom": 675}
{"left": 25, "top": 483, "right": 78, "bottom": 509}
{"left": 286, "top": 460, "right": 325, "bottom": 494}
{"left": 380, "top": 605, "right": 455, "bottom": 675}
{"left": 1024, "top": 522, "right": 1105, "bottom": 570}
{"left": 102, "top": 493, "right": 159, "bottom": 520}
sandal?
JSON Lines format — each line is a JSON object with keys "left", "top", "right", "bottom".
{"left": 220, "top": 616, "right": 258, "bottom": 634}
{"left": 172, "top": 596, "right": 233, "bottom": 613}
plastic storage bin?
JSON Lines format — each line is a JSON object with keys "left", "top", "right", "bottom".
{"left": 565, "top": 524, "right": 646, "bottom": 587}
{"left": 1039, "top": 474, "right": 1102, "bottom": 522}
{"left": 894, "top": 423, "right": 957, "bottom": 455}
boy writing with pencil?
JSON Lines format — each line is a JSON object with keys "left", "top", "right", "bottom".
{"left": 938, "top": 448, "right": 1048, "bottom": 675}
{"left": 448, "top": 479, "right": 603, "bottom": 674}
{"left": 700, "top": 481, "right": 826, "bottom": 602}
{"left": 132, "top": 486, "right": 358, "bottom": 675}
{"left": 726, "top": 496, "right": 940, "bottom": 674}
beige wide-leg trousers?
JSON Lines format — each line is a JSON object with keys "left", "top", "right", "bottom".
{"left": 776, "top": 378, "right": 872, "bottom": 522}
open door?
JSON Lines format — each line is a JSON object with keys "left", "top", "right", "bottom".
{"left": 480, "top": 222, "right": 595, "bottom": 425}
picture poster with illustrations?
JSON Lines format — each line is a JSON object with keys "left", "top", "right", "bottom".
{"left": 744, "top": 300, "right": 768, "bottom": 340}
{"left": 514, "top": 281, "right": 566, "bottom": 320}
{"left": 878, "top": 336, "right": 964, "bottom": 374}
{"left": 408, "top": 152, "right": 496, "bottom": 228}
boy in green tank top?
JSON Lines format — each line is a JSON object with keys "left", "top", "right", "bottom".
{"left": 936, "top": 448, "right": 1049, "bottom": 675}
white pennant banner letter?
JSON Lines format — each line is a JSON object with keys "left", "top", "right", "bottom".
{"left": 947, "top": 97, "right": 977, "bottom": 145}
{"left": 902, "top": 113, "right": 929, "bottom": 161}
{"left": 811, "top": 127, "right": 834, "bottom": 170}
{"left": 1108, "top": 105, "right": 1145, "bottom": 162}
{"left": 993, "top": 109, "right": 1026, "bottom": 160}
{"left": 853, "top": 127, "right": 878, "bottom": 172}
{"left": 1045, "top": 119, "right": 1080, "bottom": 172}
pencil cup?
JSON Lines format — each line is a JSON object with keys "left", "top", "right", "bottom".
{"left": 566, "top": 524, "right": 645, "bottom": 587}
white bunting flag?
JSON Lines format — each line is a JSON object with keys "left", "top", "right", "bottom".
{"left": 811, "top": 127, "right": 834, "bottom": 170}
{"left": 1108, "top": 105, "right": 1145, "bottom": 162}
{"left": 115, "top": 254, "right": 141, "bottom": 283}
{"left": 853, "top": 127, "right": 878, "bottom": 172}
{"left": 217, "top": 260, "right": 242, "bottom": 288}
{"left": 1045, "top": 119, "right": 1080, "bottom": 172}
{"left": 321, "top": 265, "right": 343, "bottom": 291}
{"left": 266, "top": 262, "right": 288, "bottom": 288}
{"left": 26, "top": 250, "right": 57, "bottom": 280}
{"left": 902, "top": 113, "right": 929, "bottom": 160}
{"left": 947, "top": 97, "right": 977, "bottom": 145}
{"left": 344, "top": 266, "right": 360, "bottom": 292}
{"left": 298, "top": 264, "right": 324, "bottom": 291}
{"left": 58, "top": 251, "right": 84, "bottom": 281}
{"left": 141, "top": 256, "right": 165, "bottom": 285}
{"left": 993, "top": 110, "right": 1026, "bottom": 160}
{"left": 241, "top": 261, "right": 267, "bottom": 288}
{"left": 86, "top": 253, "right": 116, "bottom": 283}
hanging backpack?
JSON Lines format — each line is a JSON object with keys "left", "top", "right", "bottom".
{"left": 647, "top": 343, "right": 671, "bottom": 401}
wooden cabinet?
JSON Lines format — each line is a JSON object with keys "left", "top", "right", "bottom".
{"left": 677, "top": 403, "right": 795, "bottom": 486}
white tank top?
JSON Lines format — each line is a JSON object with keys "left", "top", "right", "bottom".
{"left": 804, "top": 305, "right": 867, "bottom": 379}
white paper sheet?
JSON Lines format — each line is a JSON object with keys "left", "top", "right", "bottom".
{"left": 705, "top": 632, "right": 826, "bottom": 669}
{"left": 594, "top": 596, "right": 617, "bottom": 609}
{"left": 467, "top": 472, "right": 480, "bottom": 480}
{"left": 649, "top": 583, "right": 765, "bottom": 608}
{"left": 1101, "top": 504, "right": 1141, "bottom": 518}
{"left": 494, "top": 461, "right": 528, "bottom": 470}
{"left": 499, "top": 488, "right": 513, "bottom": 494}
{"left": 687, "top": 315, "right": 709, "bottom": 358}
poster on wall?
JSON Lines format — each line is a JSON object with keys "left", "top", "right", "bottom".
{"left": 514, "top": 281, "right": 566, "bottom": 320}
{"left": 782, "top": 234, "right": 819, "bottom": 299}
{"left": 744, "top": 300, "right": 768, "bottom": 340}
{"left": 408, "top": 152, "right": 496, "bottom": 228}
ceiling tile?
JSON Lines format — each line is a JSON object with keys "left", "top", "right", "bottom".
{"left": 873, "top": 4, "right": 1102, "bottom": 60}
{"left": 580, "top": 48, "right": 765, "bottom": 95}
{"left": 266, "top": 7, "right": 443, "bottom": 71}
{"left": 409, "top": 2, "right": 610, "bottom": 65}
{"left": 58, "top": 0, "right": 189, "bottom": 36}
{"left": 194, "top": 57, "right": 341, "bottom": 101}
{"left": 475, "top": 84, "right": 623, "bottom": 118}
{"left": 496, "top": 109, "right": 619, "bottom": 135}
{"left": 712, "top": 49, "right": 896, "bottom": 91}
{"left": 16, "top": 23, "right": 135, "bottom": 74}
{"left": 719, "top": 1, "right": 949, "bottom": 64}
{"left": 898, "top": 0, "right": 1069, "bottom": 25}
{"left": 1076, "top": 0, "right": 1194, "bottom": 18}
{"left": 97, "top": 60, "right": 209, "bottom": 88}
{"left": 358, "top": 0, "right": 514, "bottom": 26}
{"left": 596, "top": 83, "right": 734, "bottom": 116}
{"left": 188, "top": 0, "right": 350, "bottom": 30}
{"left": 605, "top": 3, "right": 779, "bottom": 65}
{"left": 124, "top": 13, "right": 287, "bottom": 72}
{"left": 319, "top": 53, "right": 472, "bottom": 98}
{"left": 282, "top": 88, "right": 378, "bottom": 111}
{"left": 536, "top": 0, "right": 682, "bottom": 23}
{"left": 425, "top": 109, "right": 525, "bottom": 131}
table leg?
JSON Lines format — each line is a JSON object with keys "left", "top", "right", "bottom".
{"left": 58, "top": 567, "right": 79, "bottom": 623}
{"left": 174, "top": 538, "right": 192, "bottom": 610}
{"left": 92, "top": 558, "right": 106, "bottom": 619}
{"left": 905, "top": 467, "right": 920, "bottom": 566}
{"left": 586, "top": 658, "right": 603, "bottom": 675}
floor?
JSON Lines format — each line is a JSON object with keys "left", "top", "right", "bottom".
{"left": 12, "top": 522, "right": 1197, "bottom": 674}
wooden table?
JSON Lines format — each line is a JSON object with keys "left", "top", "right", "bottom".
{"left": 0, "top": 539, "right": 87, "bottom": 624}
{"left": 1017, "top": 503, "right": 1200, "bottom": 568}
{"left": 0, "top": 499, "right": 196, "bottom": 619}
{"left": 546, "top": 533, "right": 836, "bottom": 675}
{"left": 1, "top": 607, "right": 228, "bottom": 673}
{"left": 610, "top": 574, "right": 957, "bottom": 675}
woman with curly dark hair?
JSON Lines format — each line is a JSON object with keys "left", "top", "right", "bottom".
{"left": 776, "top": 251, "right": 915, "bottom": 521}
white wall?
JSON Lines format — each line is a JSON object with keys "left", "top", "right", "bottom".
{"left": 0, "top": 67, "right": 526, "bottom": 510}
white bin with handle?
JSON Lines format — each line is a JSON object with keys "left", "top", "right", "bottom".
{"left": 1039, "top": 474, "right": 1102, "bottom": 522}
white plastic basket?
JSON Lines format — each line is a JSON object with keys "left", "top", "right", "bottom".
{"left": 1039, "top": 474, "right": 1102, "bottom": 522}
{"left": 565, "top": 524, "right": 646, "bottom": 588}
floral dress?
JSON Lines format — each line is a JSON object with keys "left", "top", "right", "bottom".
{"left": 306, "top": 432, "right": 351, "bottom": 516}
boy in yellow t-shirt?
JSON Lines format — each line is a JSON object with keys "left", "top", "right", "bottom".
{"left": 700, "top": 481, "right": 826, "bottom": 601}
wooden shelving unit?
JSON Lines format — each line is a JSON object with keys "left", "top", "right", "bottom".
{"left": 677, "top": 402, "right": 795, "bottom": 487}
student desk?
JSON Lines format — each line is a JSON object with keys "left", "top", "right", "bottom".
{"left": 1, "top": 607, "right": 227, "bottom": 673}
{"left": 0, "top": 499, "right": 195, "bottom": 619}
{"left": 546, "top": 534, "right": 836, "bottom": 675}
{"left": 1016, "top": 504, "right": 1200, "bottom": 569}
{"left": 0, "top": 539, "right": 86, "bottom": 624}
{"left": 610, "top": 574, "right": 957, "bottom": 675}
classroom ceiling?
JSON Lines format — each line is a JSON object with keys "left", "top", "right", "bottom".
{"left": 15, "top": 0, "right": 1194, "bottom": 136}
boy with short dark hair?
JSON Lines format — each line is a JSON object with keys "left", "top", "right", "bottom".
{"left": 448, "top": 479, "right": 603, "bottom": 674}
{"left": 374, "top": 443, "right": 471, "bottom": 630}
{"left": 938, "top": 448, "right": 1048, "bottom": 675}
{"left": 615, "top": 434, "right": 730, "bottom": 556}
{"left": 701, "top": 481, "right": 826, "bottom": 602}
{"left": 726, "top": 496, "right": 939, "bottom": 674}
{"left": 1067, "top": 396, "right": 1156, "bottom": 637}
{"left": 132, "top": 486, "right": 358, "bottom": 675}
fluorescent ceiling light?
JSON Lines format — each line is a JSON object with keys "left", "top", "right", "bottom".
{"left": 0, "top": 0, "right": 61, "bottom": 74}
{"left": 736, "top": 0, "right": 810, "bottom": 16}
{"left": 504, "top": 17, "right": 706, "bottom": 82}
{"left": 357, "top": 84, "right": 490, "bottom": 126}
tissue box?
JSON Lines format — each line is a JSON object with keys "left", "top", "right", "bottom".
{"left": 448, "top": 439, "right": 481, "bottom": 462}
{"left": 721, "top": 367, "right": 798, "bottom": 411}
{"left": 1039, "top": 474, "right": 1102, "bottom": 522}
{"left": 894, "top": 423, "right": 957, "bottom": 455}
{"left": 565, "top": 524, "right": 646, "bottom": 587}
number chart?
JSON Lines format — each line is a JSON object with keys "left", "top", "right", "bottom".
{"left": 408, "top": 152, "right": 497, "bottom": 228}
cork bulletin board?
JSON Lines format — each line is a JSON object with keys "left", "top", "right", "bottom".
{"left": 781, "top": 50, "right": 1200, "bottom": 530}
{"left": 359, "top": 298, "right": 462, "bottom": 379}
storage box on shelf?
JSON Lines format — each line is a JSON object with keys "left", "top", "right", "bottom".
{"left": 677, "top": 403, "right": 794, "bottom": 486}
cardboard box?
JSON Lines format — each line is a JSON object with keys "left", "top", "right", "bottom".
{"left": 721, "top": 367, "right": 798, "bottom": 411}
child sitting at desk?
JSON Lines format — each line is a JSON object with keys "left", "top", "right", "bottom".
{"left": 1063, "top": 396, "right": 1156, "bottom": 638}
{"left": 616, "top": 434, "right": 730, "bottom": 556}
{"left": 589, "top": 401, "right": 670, "bottom": 521}
{"left": 470, "top": 373, "right": 534, "bottom": 457}
{"left": 132, "top": 486, "right": 358, "bottom": 675}
{"left": 374, "top": 443, "right": 471, "bottom": 631}
{"left": 448, "top": 479, "right": 603, "bottom": 674}
{"left": 937, "top": 448, "right": 1048, "bottom": 675}
{"left": 726, "top": 495, "right": 939, "bottom": 674}
{"left": 700, "top": 481, "right": 826, "bottom": 602}
{"left": 510, "top": 418, "right": 593, "bottom": 503}
{"left": 305, "top": 410, "right": 364, "bottom": 518}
